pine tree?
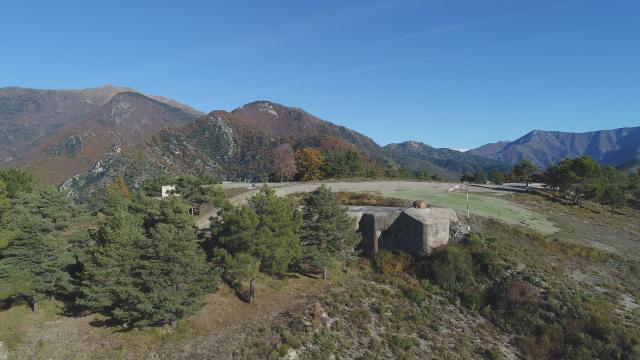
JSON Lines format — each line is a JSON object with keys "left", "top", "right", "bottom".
{"left": 301, "top": 185, "right": 359, "bottom": 280}
{"left": 13, "top": 186, "right": 79, "bottom": 230}
{"left": 133, "top": 222, "right": 214, "bottom": 325}
{"left": 213, "top": 186, "right": 302, "bottom": 277}
{"left": 79, "top": 202, "right": 147, "bottom": 325}
{"left": 225, "top": 252, "right": 260, "bottom": 304}
{"left": 0, "top": 180, "right": 10, "bottom": 218}
{"left": 0, "top": 169, "right": 35, "bottom": 197}
{"left": 629, "top": 170, "right": 640, "bottom": 209}
{"left": 247, "top": 186, "right": 302, "bottom": 275}
{"left": 512, "top": 159, "right": 539, "bottom": 187}
{"left": 80, "top": 195, "right": 215, "bottom": 327}
{"left": 600, "top": 165, "right": 628, "bottom": 214}
{"left": 0, "top": 206, "right": 71, "bottom": 311}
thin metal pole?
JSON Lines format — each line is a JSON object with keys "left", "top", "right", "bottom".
{"left": 466, "top": 183, "right": 471, "bottom": 231}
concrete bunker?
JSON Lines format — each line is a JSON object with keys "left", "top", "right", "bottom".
{"left": 348, "top": 206, "right": 458, "bottom": 258}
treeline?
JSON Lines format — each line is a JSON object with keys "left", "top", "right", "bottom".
{"left": 462, "top": 157, "right": 640, "bottom": 213}
{"left": 0, "top": 170, "right": 359, "bottom": 328}
{"left": 272, "top": 145, "right": 439, "bottom": 182}
{"left": 542, "top": 156, "right": 640, "bottom": 213}
{"left": 461, "top": 159, "right": 539, "bottom": 186}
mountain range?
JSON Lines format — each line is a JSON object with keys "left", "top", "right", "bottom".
{"left": 383, "top": 141, "right": 511, "bottom": 178}
{"left": 0, "top": 86, "right": 202, "bottom": 183}
{"left": 1, "top": 85, "right": 638, "bottom": 199}
{"left": 468, "top": 128, "right": 640, "bottom": 169}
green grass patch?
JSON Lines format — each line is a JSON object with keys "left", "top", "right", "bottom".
{"left": 0, "top": 299, "right": 63, "bottom": 350}
{"left": 385, "top": 189, "right": 559, "bottom": 234}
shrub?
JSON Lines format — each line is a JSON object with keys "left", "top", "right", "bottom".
{"left": 460, "top": 286, "right": 488, "bottom": 310}
{"left": 484, "top": 346, "right": 502, "bottom": 360}
{"left": 403, "top": 286, "right": 428, "bottom": 304}
{"left": 274, "top": 344, "right": 290, "bottom": 357}
{"left": 281, "top": 329, "right": 304, "bottom": 348}
{"left": 374, "top": 250, "right": 411, "bottom": 276}
{"left": 351, "top": 308, "right": 371, "bottom": 328}
{"left": 418, "top": 245, "right": 474, "bottom": 290}
{"left": 390, "top": 335, "right": 418, "bottom": 353}
{"left": 336, "top": 192, "right": 409, "bottom": 207}
{"left": 467, "top": 233, "right": 486, "bottom": 249}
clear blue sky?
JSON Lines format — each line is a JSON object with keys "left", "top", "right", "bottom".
{"left": 1, "top": 0, "right": 639, "bottom": 149}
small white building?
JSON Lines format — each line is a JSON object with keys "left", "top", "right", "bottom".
{"left": 161, "top": 185, "right": 177, "bottom": 198}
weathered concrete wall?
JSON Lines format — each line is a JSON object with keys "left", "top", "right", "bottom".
{"left": 348, "top": 206, "right": 456, "bottom": 257}
{"left": 347, "top": 206, "right": 404, "bottom": 258}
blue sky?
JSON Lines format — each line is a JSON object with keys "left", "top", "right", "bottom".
{"left": 1, "top": 0, "right": 638, "bottom": 149}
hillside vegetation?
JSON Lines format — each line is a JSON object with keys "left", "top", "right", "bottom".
{"left": 1, "top": 164, "right": 640, "bottom": 359}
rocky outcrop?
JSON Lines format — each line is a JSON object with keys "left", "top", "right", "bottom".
{"left": 53, "top": 135, "right": 83, "bottom": 158}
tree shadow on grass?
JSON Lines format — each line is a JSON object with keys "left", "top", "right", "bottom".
{"left": 88, "top": 317, "right": 130, "bottom": 331}
{"left": 221, "top": 273, "right": 251, "bottom": 303}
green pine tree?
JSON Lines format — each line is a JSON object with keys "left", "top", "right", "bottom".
{"left": 225, "top": 252, "right": 260, "bottom": 304}
{"left": 79, "top": 202, "right": 146, "bottom": 325}
{"left": 13, "top": 186, "right": 79, "bottom": 230}
{"left": 0, "top": 206, "right": 72, "bottom": 311}
{"left": 213, "top": 186, "right": 302, "bottom": 277}
{"left": 247, "top": 186, "right": 302, "bottom": 275}
{"left": 301, "top": 185, "right": 359, "bottom": 280}
{"left": 512, "top": 159, "right": 539, "bottom": 187}
{"left": 133, "top": 221, "right": 214, "bottom": 326}
{"left": 0, "top": 169, "right": 36, "bottom": 198}
{"left": 80, "top": 195, "right": 215, "bottom": 327}
{"left": 0, "top": 180, "right": 10, "bottom": 219}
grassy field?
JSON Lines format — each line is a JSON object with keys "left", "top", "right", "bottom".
{"left": 512, "top": 193, "right": 640, "bottom": 258}
{"left": 384, "top": 188, "right": 559, "bottom": 235}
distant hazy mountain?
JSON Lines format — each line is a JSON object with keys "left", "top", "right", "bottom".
{"left": 383, "top": 141, "right": 511, "bottom": 179}
{"left": 466, "top": 141, "right": 510, "bottom": 158}
{"left": 468, "top": 127, "right": 640, "bottom": 168}
{"left": 0, "top": 86, "right": 202, "bottom": 182}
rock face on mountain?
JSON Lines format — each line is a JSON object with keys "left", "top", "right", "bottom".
{"left": 468, "top": 127, "right": 640, "bottom": 168}
{"left": 0, "top": 86, "right": 201, "bottom": 182}
{"left": 150, "top": 101, "right": 389, "bottom": 177}
{"left": 383, "top": 141, "right": 510, "bottom": 178}
{"left": 63, "top": 101, "right": 392, "bottom": 201}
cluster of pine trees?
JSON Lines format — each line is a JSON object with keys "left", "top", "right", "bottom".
{"left": 0, "top": 170, "right": 360, "bottom": 328}
{"left": 0, "top": 170, "right": 78, "bottom": 312}
{"left": 211, "top": 185, "right": 359, "bottom": 303}
{"left": 462, "top": 159, "right": 539, "bottom": 186}
{"left": 462, "top": 157, "right": 640, "bottom": 213}
{"left": 542, "top": 156, "right": 640, "bottom": 213}
{"left": 79, "top": 188, "right": 216, "bottom": 327}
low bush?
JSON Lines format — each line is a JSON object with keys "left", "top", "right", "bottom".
{"left": 336, "top": 192, "right": 409, "bottom": 207}
{"left": 390, "top": 335, "right": 418, "bottom": 354}
{"left": 467, "top": 232, "right": 486, "bottom": 249}
{"left": 403, "top": 286, "right": 428, "bottom": 304}
{"left": 374, "top": 250, "right": 411, "bottom": 276}
{"left": 484, "top": 346, "right": 502, "bottom": 360}
{"left": 417, "top": 245, "right": 474, "bottom": 290}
